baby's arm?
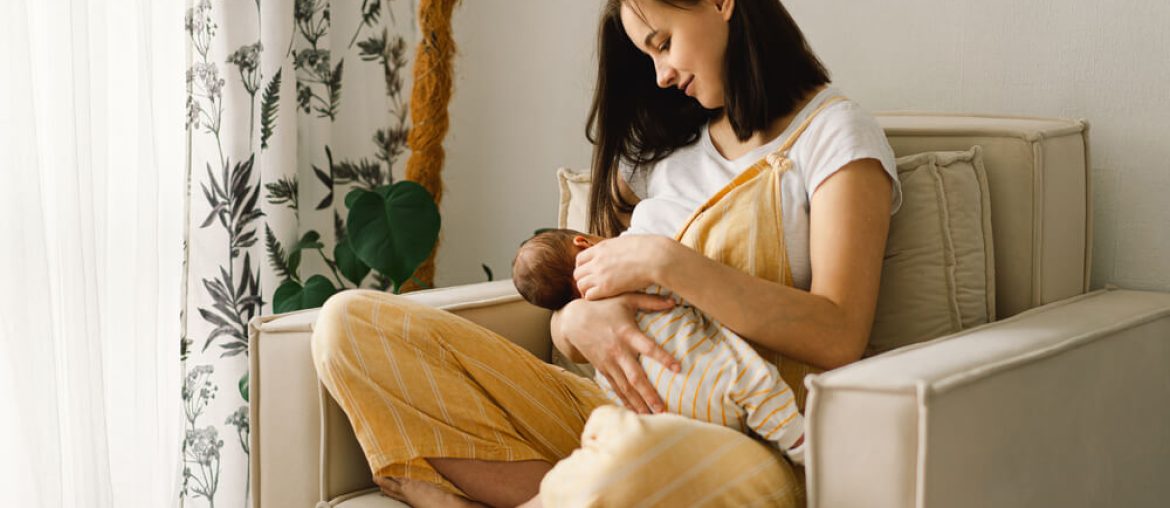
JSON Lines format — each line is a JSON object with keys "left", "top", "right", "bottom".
{"left": 727, "top": 343, "right": 806, "bottom": 464}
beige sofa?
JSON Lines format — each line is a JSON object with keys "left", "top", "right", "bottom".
{"left": 249, "top": 113, "right": 1170, "bottom": 507}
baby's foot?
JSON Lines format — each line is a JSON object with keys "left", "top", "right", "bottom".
{"left": 373, "top": 476, "right": 486, "bottom": 508}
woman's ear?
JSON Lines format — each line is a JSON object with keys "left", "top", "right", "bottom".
{"left": 713, "top": 0, "right": 735, "bottom": 22}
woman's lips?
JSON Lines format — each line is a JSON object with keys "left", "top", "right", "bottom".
{"left": 683, "top": 77, "right": 695, "bottom": 96}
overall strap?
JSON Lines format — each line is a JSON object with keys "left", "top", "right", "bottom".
{"left": 672, "top": 96, "right": 849, "bottom": 242}
{"left": 765, "top": 95, "right": 847, "bottom": 169}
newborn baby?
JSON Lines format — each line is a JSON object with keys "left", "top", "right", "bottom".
{"left": 511, "top": 228, "right": 806, "bottom": 464}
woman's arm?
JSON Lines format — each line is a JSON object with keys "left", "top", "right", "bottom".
{"left": 549, "top": 310, "right": 585, "bottom": 362}
{"left": 572, "top": 159, "right": 892, "bottom": 369}
{"left": 660, "top": 159, "right": 892, "bottom": 369}
{"left": 550, "top": 173, "right": 642, "bottom": 361}
{"left": 549, "top": 175, "right": 687, "bottom": 414}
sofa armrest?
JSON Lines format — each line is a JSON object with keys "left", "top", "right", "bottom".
{"left": 804, "top": 288, "right": 1170, "bottom": 508}
{"left": 249, "top": 280, "right": 552, "bottom": 508}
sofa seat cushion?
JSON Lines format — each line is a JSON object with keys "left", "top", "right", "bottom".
{"left": 329, "top": 489, "right": 408, "bottom": 508}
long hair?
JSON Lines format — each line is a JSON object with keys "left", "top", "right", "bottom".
{"left": 585, "top": 0, "right": 830, "bottom": 237}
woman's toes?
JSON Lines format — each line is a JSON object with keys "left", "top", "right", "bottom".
{"left": 397, "top": 478, "right": 482, "bottom": 508}
{"left": 373, "top": 476, "right": 408, "bottom": 501}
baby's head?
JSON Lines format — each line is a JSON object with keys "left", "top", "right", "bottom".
{"left": 512, "top": 229, "right": 605, "bottom": 310}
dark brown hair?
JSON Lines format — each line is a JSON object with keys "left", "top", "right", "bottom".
{"left": 585, "top": 0, "right": 830, "bottom": 237}
{"left": 512, "top": 229, "right": 583, "bottom": 310}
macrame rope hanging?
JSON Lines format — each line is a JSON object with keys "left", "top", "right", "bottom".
{"left": 404, "top": 0, "right": 458, "bottom": 290}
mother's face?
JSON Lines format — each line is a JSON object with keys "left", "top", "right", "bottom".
{"left": 619, "top": 0, "right": 734, "bottom": 110}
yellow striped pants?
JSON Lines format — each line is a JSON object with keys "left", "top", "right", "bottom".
{"left": 311, "top": 289, "right": 804, "bottom": 507}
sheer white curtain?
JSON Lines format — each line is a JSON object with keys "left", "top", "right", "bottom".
{"left": 0, "top": 0, "right": 185, "bottom": 506}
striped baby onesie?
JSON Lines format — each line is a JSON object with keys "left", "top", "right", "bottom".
{"left": 593, "top": 284, "right": 806, "bottom": 463}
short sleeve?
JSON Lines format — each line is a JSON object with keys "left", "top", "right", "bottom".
{"left": 796, "top": 102, "right": 902, "bottom": 215}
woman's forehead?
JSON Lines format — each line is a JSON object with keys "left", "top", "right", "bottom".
{"left": 619, "top": 1, "right": 664, "bottom": 50}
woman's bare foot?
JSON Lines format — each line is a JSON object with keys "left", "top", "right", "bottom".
{"left": 373, "top": 476, "right": 488, "bottom": 508}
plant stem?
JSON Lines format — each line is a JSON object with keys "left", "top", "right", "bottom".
{"left": 316, "top": 248, "right": 347, "bottom": 288}
{"left": 347, "top": 22, "right": 364, "bottom": 49}
{"left": 248, "top": 94, "right": 256, "bottom": 153}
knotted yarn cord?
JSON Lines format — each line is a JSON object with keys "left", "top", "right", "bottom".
{"left": 403, "top": 0, "right": 458, "bottom": 290}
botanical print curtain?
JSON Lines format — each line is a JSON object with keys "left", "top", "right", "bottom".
{"left": 183, "top": 1, "right": 417, "bottom": 505}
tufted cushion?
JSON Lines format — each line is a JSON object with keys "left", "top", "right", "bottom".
{"left": 552, "top": 147, "right": 995, "bottom": 361}
{"left": 867, "top": 146, "right": 996, "bottom": 355}
{"left": 557, "top": 167, "right": 593, "bottom": 232}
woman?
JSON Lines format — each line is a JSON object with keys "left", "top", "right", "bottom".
{"left": 311, "top": 0, "right": 901, "bottom": 506}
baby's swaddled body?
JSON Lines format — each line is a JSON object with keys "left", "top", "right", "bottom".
{"left": 510, "top": 227, "right": 806, "bottom": 463}
{"left": 594, "top": 284, "right": 805, "bottom": 461}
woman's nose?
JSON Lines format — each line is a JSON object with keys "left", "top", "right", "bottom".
{"left": 655, "top": 61, "right": 678, "bottom": 89}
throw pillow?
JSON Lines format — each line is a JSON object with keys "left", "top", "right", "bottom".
{"left": 867, "top": 146, "right": 996, "bottom": 355}
{"left": 557, "top": 167, "right": 592, "bottom": 232}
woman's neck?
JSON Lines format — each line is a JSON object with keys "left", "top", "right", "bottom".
{"left": 707, "top": 85, "right": 826, "bottom": 161}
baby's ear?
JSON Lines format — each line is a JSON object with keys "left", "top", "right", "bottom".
{"left": 572, "top": 235, "right": 593, "bottom": 249}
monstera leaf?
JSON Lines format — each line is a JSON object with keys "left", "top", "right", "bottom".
{"left": 273, "top": 275, "right": 338, "bottom": 313}
{"left": 346, "top": 181, "right": 440, "bottom": 291}
{"left": 334, "top": 240, "right": 370, "bottom": 286}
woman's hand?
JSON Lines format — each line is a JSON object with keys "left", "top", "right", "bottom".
{"left": 574, "top": 235, "right": 678, "bottom": 300}
{"left": 558, "top": 293, "right": 682, "bottom": 414}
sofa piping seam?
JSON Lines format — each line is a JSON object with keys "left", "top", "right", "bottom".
{"left": 248, "top": 320, "right": 263, "bottom": 508}
{"left": 818, "top": 298, "right": 1170, "bottom": 395}
{"left": 1031, "top": 140, "right": 1045, "bottom": 305}
{"left": 928, "top": 304, "right": 1170, "bottom": 393}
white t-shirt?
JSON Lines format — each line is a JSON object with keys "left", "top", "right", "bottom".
{"left": 621, "top": 86, "right": 902, "bottom": 290}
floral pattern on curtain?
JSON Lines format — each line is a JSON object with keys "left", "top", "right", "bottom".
{"left": 182, "top": 1, "right": 416, "bottom": 505}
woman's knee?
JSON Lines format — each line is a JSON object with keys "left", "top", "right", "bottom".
{"left": 311, "top": 289, "right": 404, "bottom": 368}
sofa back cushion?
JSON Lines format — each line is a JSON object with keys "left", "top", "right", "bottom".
{"left": 558, "top": 167, "right": 592, "bottom": 232}
{"left": 877, "top": 113, "right": 1090, "bottom": 319}
{"left": 867, "top": 147, "right": 995, "bottom": 355}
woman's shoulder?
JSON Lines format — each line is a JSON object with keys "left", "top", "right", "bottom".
{"left": 806, "top": 93, "right": 885, "bottom": 139}
{"left": 793, "top": 93, "right": 902, "bottom": 211}
{"left": 797, "top": 91, "right": 890, "bottom": 157}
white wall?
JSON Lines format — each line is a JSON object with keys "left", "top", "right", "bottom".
{"left": 437, "top": 0, "right": 1170, "bottom": 292}
{"left": 435, "top": 0, "right": 603, "bottom": 286}
{"left": 784, "top": 0, "right": 1170, "bottom": 291}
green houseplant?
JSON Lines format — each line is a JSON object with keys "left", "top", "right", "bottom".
{"left": 271, "top": 180, "right": 440, "bottom": 313}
